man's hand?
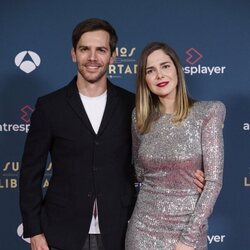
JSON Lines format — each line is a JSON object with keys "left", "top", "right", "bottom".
{"left": 30, "top": 234, "right": 49, "bottom": 250}
{"left": 194, "top": 169, "right": 205, "bottom": 193}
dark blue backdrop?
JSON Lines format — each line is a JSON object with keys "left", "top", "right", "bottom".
{"left": 1, "top": 0, "right": 249, "bottom": 249}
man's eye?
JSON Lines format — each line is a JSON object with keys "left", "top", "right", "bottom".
{"left": 80, "top": 47, "right": 88, "bottom": 52}
{"left": 98, "top": 48, "right": 106, "bottom": 53}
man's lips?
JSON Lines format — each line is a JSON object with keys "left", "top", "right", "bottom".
{"left": 156, "top": 81, "right": 169, "bottom": 87}
{"left": 85, "top": 63, "right": 101, "bottom": 71}
{"left": 85, "top": 63, "right": 101, "bottom": 68}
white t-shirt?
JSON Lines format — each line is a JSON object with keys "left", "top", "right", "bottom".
{"left": 79, "top": 90, "right": 107, "bottom": 234}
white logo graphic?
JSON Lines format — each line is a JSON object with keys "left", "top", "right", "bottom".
{"left": 243, "top": 122, "right": 250, "bottom": 131}
{"left": 108, "top": 46, "right": 137, "bottom": 78}
{"left": 15, "top": 51, "right": 41, "bottom": 73}
{"left": 207, "top": 234, "right": 226, "bottom": 244}
{"left": 17, "top": 223, "right": 30, "bottom": 244}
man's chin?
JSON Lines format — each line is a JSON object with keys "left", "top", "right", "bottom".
{"left": 77, "top": 69, "right": 108, "bottom": 84}
{"left": 85, "top": 76, "right": 102, "bottom": 83}
{"left": 79, "top": 73, "right": 107, "bottom": 84}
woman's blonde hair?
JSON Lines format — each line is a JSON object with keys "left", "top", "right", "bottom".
{"left": 136, "top": 42, "right": 194, "bottom": 134}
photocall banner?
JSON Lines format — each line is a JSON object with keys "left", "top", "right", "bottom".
{"left": 0, "top": 0, "right": 249, "bottom": 249}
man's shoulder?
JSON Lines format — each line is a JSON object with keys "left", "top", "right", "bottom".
{"left": 37, "top": 78, "right": 76, "bottom": 104}
{"left": 109, "top": 81, "right": 135, "bottom": 99}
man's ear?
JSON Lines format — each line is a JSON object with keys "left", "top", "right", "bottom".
{"left": 71, "top": 48, "right": 76, "bottom": 63}
{"left": 109, "top": 51, "right": 116, "bottom": 65}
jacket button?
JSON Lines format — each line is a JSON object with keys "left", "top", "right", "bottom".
{"left": 87, "top": 193, "right": 92, "bottom": 197}
{"left": 95, "top": 141, "right": 99, "bottom": 145}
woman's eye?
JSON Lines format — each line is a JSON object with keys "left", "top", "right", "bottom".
{"left": 162, "top": 64, "right": 170, "bottom": 69}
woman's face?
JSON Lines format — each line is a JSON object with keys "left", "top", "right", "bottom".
{"left": 145, "top": 49, "right": 178, "bottom": 100}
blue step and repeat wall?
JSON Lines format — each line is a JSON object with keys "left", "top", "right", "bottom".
{"left": 0, "top": 0, "right": 249, "bottom": 249}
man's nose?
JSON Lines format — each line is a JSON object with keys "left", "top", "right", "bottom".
{"left": 88, "top": 50, "right": 97, "bottom": 60}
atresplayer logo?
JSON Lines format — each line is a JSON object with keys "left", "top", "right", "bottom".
{"left": 207, "top": 234, "right": 226, "bottom": 244}
{"left": 185, "top": 48, "right": 203, "bottom": 65}
{"left": 183, "top": 48, "right": 226, "bottom": 76}
{"left": 15, "top": 51, "right": 41, "bottom": 73}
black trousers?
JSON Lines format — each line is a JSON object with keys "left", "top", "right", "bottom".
{"left": 50, "top": 234, "right": 104, "bottom": 250}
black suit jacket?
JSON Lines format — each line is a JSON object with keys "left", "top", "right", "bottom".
{"left": 19, "top": 77, "right": 136, "bottom": 250}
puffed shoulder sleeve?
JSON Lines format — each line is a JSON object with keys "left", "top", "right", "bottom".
{"left": 131, "top": 109, "right": 144, "bottom": 182}
{"left": 201, "top": 101, "right": 226, "bottom": 184}
{"left": 180, "top": 101, "right": 226, "bottom": 247}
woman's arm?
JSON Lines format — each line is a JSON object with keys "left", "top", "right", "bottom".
{"left": 179, "top": 101, "right": 226, "bottom": 248}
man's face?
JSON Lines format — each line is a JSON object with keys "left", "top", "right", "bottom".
{"left": 71, "top": 30, "right": 115, "bottom": 84}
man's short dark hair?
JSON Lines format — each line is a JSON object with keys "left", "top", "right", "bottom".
{"left": 72, "top": 18, "right": 118, "bottom": 53}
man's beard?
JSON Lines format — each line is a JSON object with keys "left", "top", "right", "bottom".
{"left": 78, "top": 64, "right": 109, "bottom": 83}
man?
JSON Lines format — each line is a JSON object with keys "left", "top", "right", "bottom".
{"left": 20, "top": 18, "right": 204, "bottom": 250}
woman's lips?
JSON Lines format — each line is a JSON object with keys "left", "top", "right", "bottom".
{"left": 156, "top": 81, "right": 169, "bottom": 87}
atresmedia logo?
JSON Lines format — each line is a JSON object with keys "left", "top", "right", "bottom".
{"left": 183, "top": 48, "right": 226, "bottom": 76}
{"left": 0, "top": 105, "right": 33, "bottom": 133}
{"left": 15, "top": 51, "right": 41, "bottom": 73}
{"left": 20, "top": 105, "right": 33, "bottom": 123}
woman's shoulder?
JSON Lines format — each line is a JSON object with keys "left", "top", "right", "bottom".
{"left": 192, "top": 100, "right": 226, "bottom": 123}
{"left": 131, "top": 108, "right": 138, "bottom": 127}
{"left": 132, "top": 108, "right": 136, "bottom": 119}
{"left": 193, "top": 100, "right": 225, "bottom": 114}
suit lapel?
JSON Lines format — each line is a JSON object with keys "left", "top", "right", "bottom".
{"left": 66, "top": 77, "right": 96, "bottom": 135}
{"left": 98, "top": 80, "right": 120, "bottom": 136}
{"left": 66, "top": 77, "right": 119, "bottom": 136}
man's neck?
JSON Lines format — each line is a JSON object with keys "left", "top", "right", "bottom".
{"left": 76, "top": 77, "right": 107, "bottom": 97}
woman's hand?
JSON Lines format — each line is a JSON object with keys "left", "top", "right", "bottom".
{"left": 175, "top": 242, "right": 194, "bottom": 250}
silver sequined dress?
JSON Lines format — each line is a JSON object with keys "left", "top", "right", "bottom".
{"left": 125, "top": 101, "right": 226, "bottom": 250}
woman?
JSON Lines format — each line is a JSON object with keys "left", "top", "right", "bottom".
{"left": 125, "top": 42, "right": 225, "bottom": 250}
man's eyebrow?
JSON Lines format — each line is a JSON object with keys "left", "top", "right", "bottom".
{"left": 96, "top": 46, "right": 109, "bottom": 50}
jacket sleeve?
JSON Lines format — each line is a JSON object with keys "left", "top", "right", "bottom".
{"left": 131, "top": 109, "right": 144, "bottom": 183}
{"left": 180, "top": 101, "right": 226, "bottom": 247}
{"left": 19, "top": 98, "right": 52, "bottom": 238}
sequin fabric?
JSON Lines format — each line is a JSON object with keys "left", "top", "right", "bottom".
{"left": 125, "top": 101, "right": 226, "bottom": 250}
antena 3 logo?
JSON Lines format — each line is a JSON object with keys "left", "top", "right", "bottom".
{"left": 15, "top": 51, "right": 41, "bottom": 73}
{"left": 108, "top": 47, "right": 137, "bottom": 79}
{"left": 0, "top": 105, "right": 33, "bottom": 133}
{"left": 183, "top": 48, "right": 226, "bottom": 76}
